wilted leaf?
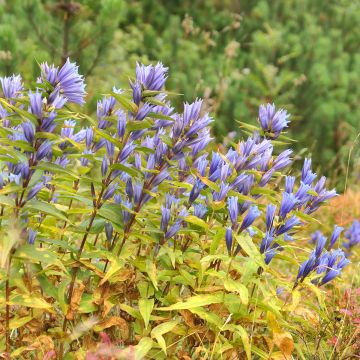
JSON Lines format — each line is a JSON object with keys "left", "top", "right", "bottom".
{"left": 66, "top": 282, "right": 86, "bottom": 320}
{"left": 93, "top": 316, "right": 129, "bottom": 340}
{"left": 273, "top": 331, "right": 294, "bottom": 359}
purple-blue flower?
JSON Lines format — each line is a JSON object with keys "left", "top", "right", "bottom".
{"left": 240, "top": 205, "right": 260, "bottom": 231}
{"left": 328, "top": 225, "right": 344, "bottom": 250}
{"left": 27, "top": 182, "right": 44, "bottom": 201}
{"left": 226, "top": 227, "right": 233, "bottom": 254}
{"left": 193, "top": 203, "right": 207, "bottom": 219}
{"left": 279, "top": 192, "right": 298, "bottom": 219}
{"left": 1, "top": 74, "right": 23, "bottom": 103}
{"left": 28, "top": 229, "right": 37, "bottom": 245}
{"left": 36, "top": 141, "right": 52, "bottom": 161}
{"left": 135, "top": 62, "right": 168, "bottom": 91}
{"left": 343, "top": 220, "right": 360, "bottom": 250}
{"left": 28, "top": 90, "right": 43, "bottom": 118}
{"left": 41, "top": 59, "right": 86, "bottom": 105}
{"left": 227, "top": 196, "right": 239, "bottom": 228}
{"left": 258, "top": 103, "right": 290, "bottom": 138}
{"left": 21, "top": 121, "right": 35, "bottom": 144}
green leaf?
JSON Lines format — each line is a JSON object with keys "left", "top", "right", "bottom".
{"left": 151, "top": 320, "right": 179, "bottom": 354}
{"left": 98, "top": 203, "right": 123, "bottom": 228}
{"left": 110, "top": 163, "right": 143, "bottom": 178}
{"left": 185, "top": 215, "right": 209, "bottom": 229}
{"left": 135, "top": 337, "right": 154, "bottom": 358}
{"left": 139, "top": 298, "right": 154, "bottom": 329}
{"left": 99, "top": 258, "right": 124, "bottom": 285}
{"left": 10, "top": 316, "right": 33, "bottom": 330}
{"left": 111, "top": 92, "right": 138, "bottom": 113}
{"left": 210, "top": 228, "right": 226, "bottom": 255}
{"left": 9, "top": 293, "right": 52, "bottom": 310}
{"left": 146, "top": 259, "right": 158, "bottom": 291}
{"left": 127, "top": 118, "right": 154, "bottom": 131}
{"left": 158, "top": 292, "right": 224, "bottom": 311}
{"left": 34, "top": 162, "right": 79, "bottom": 180}
{"left": 24, "top": 200, "right": 69, "bottom": 223}
{"left": 0, "top": 195, "right": 15, "bottom": 207}
{"left": 14, "top": 244, "right": 67, "bottom": 272}
{"left": 224, "top": 278, "right": 249, "bottom": 305}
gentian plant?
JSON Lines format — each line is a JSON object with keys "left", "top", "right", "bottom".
{"left": 0, "top": 60, "right": 354, "bottom": 359}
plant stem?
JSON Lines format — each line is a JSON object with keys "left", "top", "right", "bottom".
{"left": 5, "top": 256, "right": 12, "bottom": 356}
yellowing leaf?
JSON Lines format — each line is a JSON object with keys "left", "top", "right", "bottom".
{"left": 158, "top": 293, "right": 224, "bottom": 311}
{"left": 224, "top": 278, "right": 249, "bottom": 305}
{"left": 146, "top": 260, "right": 158, "bottom": 291}
{"left": 135, "top": 337, "right": 154, "bottom": 358}
{"left": 139, "top": 298, "right": 154, "bottom": 329}
{"left": 9, "top": 294, "right": 52, "bottom": 310}
{"left": 99, "top": 259, "right": 123, "bottom": 285}
{"left": 151, "top": 320, "right": 179, "bottom": 354}
{"left": 185, "top": 215, "right": 209, "bottom": 229}
{"left": 273, "top": 331, "right": 294, "bottom": 359}
{"left": 284, "top": 290, "right": 301, "bottom": 312}
{"left": 9, "top": 316, "right": 33, "bottom": 330}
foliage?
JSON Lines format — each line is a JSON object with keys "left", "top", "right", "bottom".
{"left": 1, "top": 0, "right": 360, "bottom": 184}
{"left": 0, "top": 60, "right": 358, "bottom": 359}
{"left": 0, "top": 0, "right": 125, "bottom": 77}
{"left": 120, "top": 0, "right": 360, "bottom": 184}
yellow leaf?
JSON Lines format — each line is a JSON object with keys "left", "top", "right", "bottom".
{"left": 273, "top": 331, "right": 294, "bottom": 359}
{"left": 224, "top": 278, "right": 249, "bottom": 305}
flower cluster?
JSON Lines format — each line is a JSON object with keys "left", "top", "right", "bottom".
{"left": 343, "top": 220, "right": 360, "bottom": 251}
{"left": 0, "top": 59, "right": 348, "bottom": 290}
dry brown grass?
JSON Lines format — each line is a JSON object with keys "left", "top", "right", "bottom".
{"left": 319, "top": 189, "right": 360, "bottom": 227}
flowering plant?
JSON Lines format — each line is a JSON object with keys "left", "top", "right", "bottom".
{"left": 0, "top": 60, "right": 355, "bottom": 359}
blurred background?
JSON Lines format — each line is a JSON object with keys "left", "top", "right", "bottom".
{"left": 0, "top": 0, "right": 359, "bottom": 189}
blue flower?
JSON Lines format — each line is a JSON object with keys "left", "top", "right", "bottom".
{"left": 28, "top": 229, "right": 37, "bottom": 245}
{"left": 189, "top": 178, "right": 205, "bottom": 204}
{"left": 21, "top": 121, "right": 35, "bottom": 144}
{"left": 161, "top": 206, "right": 171, "bottom": 232}
{"left": 135, "top": 62, "right": 168, "bottom": 91}
{"left": 273, "top": 149, "right": 293, "bottom": 171}
{"left": 103, "top": 183, "right": 117, "bottom": 200}
{"left": 276, "top": 215, "right": 300, "bottom": 236}
{"left": 226, "top": 227, "right": 233, "bottom": 254}
{"left": 117, "top": 110, "right": 126, "bottom": 138}
{"left": 27, "top": 182, "right": 44, "bottom": 201}
{"left": 279, "top": 192, "right": 298, "bottom": 219}
{"left": 36, "top": 141, "right": 52, "bottom": 161}
{"left": 0, "top": 74, "right": 23, "bottom": 103}
{"left": 258, "top": 103, "right": 290, "bottom": 138}
{"left": 285, "top": 176, "right": 295, "bottom": 194}
{"left": 266, "top": 204, "right": 277, "bottom": 231}
{"left": 28, "top": 90, "right": 43, "bottom": 118}
{"left": 97, "top": 96, "right": 116, "bottom": 129}
{"left": 165, "top": 208, "right": 188, "bottom": 239}
{"left": 119, "top": 141, "right": 135, "bottom": 163}
{"left": 328, "top": 225, "right": 344, "bottom": 250}
{"left": 315, "top": 233, "right": 327, "bottom": 258}
{"left": 193, "top": 203, "right": 207, "bottom": 219}
{"left": 55, "top": 58, "right": 86, "bottom": 105}
{"left": 343, "top": 220, "right": 360, "bottom": 250}
{"left": 101, "top": 156, "right": 108, "bottom": 177}
{"left": 240, "top": 205, "right": 260, "bottom": 231}
{"left": 227, "top": 196, "right": 239, "bottom": 228}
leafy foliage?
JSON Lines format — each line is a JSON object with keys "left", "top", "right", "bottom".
{"left": 0, "top": 59, "right": 358, "bottom": 359}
